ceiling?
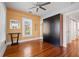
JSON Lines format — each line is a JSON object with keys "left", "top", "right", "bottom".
{"left": 67, "top": 11, "right": 79, "bottom": 22}
{"left": 5, "top": 2, "right": 79, "bottom": 17}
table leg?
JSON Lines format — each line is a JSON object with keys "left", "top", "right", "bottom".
{"left": 11, "top": 34, "right": 13, "bottom": 45}
{"left": 17, "top": 33, "right": 19, "bottom": 44}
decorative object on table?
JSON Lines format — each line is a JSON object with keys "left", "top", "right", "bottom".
{"left": 22, "top": 17, "right": 32, "bottom": 37}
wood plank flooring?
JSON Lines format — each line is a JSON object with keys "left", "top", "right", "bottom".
{"left": 66, "top": 39, "right": 79, "bottom": 57}
{"left": 4, "top": 39, "right": 65, "bottom": 57}
{"left": 4, "top": 39, "right": 79, "bottom": 57}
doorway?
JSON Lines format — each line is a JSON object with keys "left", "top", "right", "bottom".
{"left": 64, "top": 10, "right": 79, "bottom": 56}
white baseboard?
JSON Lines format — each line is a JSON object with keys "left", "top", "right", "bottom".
{"left": 63, "top": 44, "right": 67, "bottom": 48}
{"left": 0, "top": 45, "right": 7, "bottom": 57}
{"left": 0, "top": 42, "right": 7, "bottom": 57}
{"left": 63, "top": 42, "right": 67, "bottom": 48}
{"left": 7, "top": 37, "right": 43, "bottom": 46}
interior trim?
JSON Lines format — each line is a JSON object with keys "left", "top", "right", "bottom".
{"left": 6, "top": 37, "right": 43, "bottom": 45}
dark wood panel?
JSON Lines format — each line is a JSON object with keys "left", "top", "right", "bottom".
{"left": 43, "top": 14, "right": 63, "bottom": 47}
{"left": 60, "top": 14, "right": 63, "bottom": 46}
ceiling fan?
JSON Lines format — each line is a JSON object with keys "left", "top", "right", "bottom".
{"left": 29, "top": 2, "right": 51, "bottom": 12}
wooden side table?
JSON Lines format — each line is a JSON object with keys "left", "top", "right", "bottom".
{"left": 8, "top": 33, "right": 21, "bottom": 45}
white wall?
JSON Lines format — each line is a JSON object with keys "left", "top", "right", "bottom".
{"left": 69, "top": 19, "right": 76, "bottom": 42}
{"left": 40, "top": 18, "right": 43, "bottom": 39}
{"left": 0, "top": 3, "right": 6, "bottom": 57}
{"left": 62, "top": 14, "right": 69, "bottom": 47}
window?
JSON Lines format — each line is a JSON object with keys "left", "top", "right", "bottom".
{"left": 22, "top": 17, "right": 32, "bottom": 37}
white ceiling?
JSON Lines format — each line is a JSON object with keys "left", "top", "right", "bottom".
{"left": 67, "top": 10, "right": 79, "bottom": 22}
{"left": 5, "top": 2, "right": 79, "bottom": 18}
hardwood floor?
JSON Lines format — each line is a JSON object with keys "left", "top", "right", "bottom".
{"left": 4, "top": 39, "right": 79, "bottom": 57}
{"left": 4, "top": 39, "right": 65, "bottom": 57}
{"left": 66, "top": 39, "right": 79, "bottom": 57}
